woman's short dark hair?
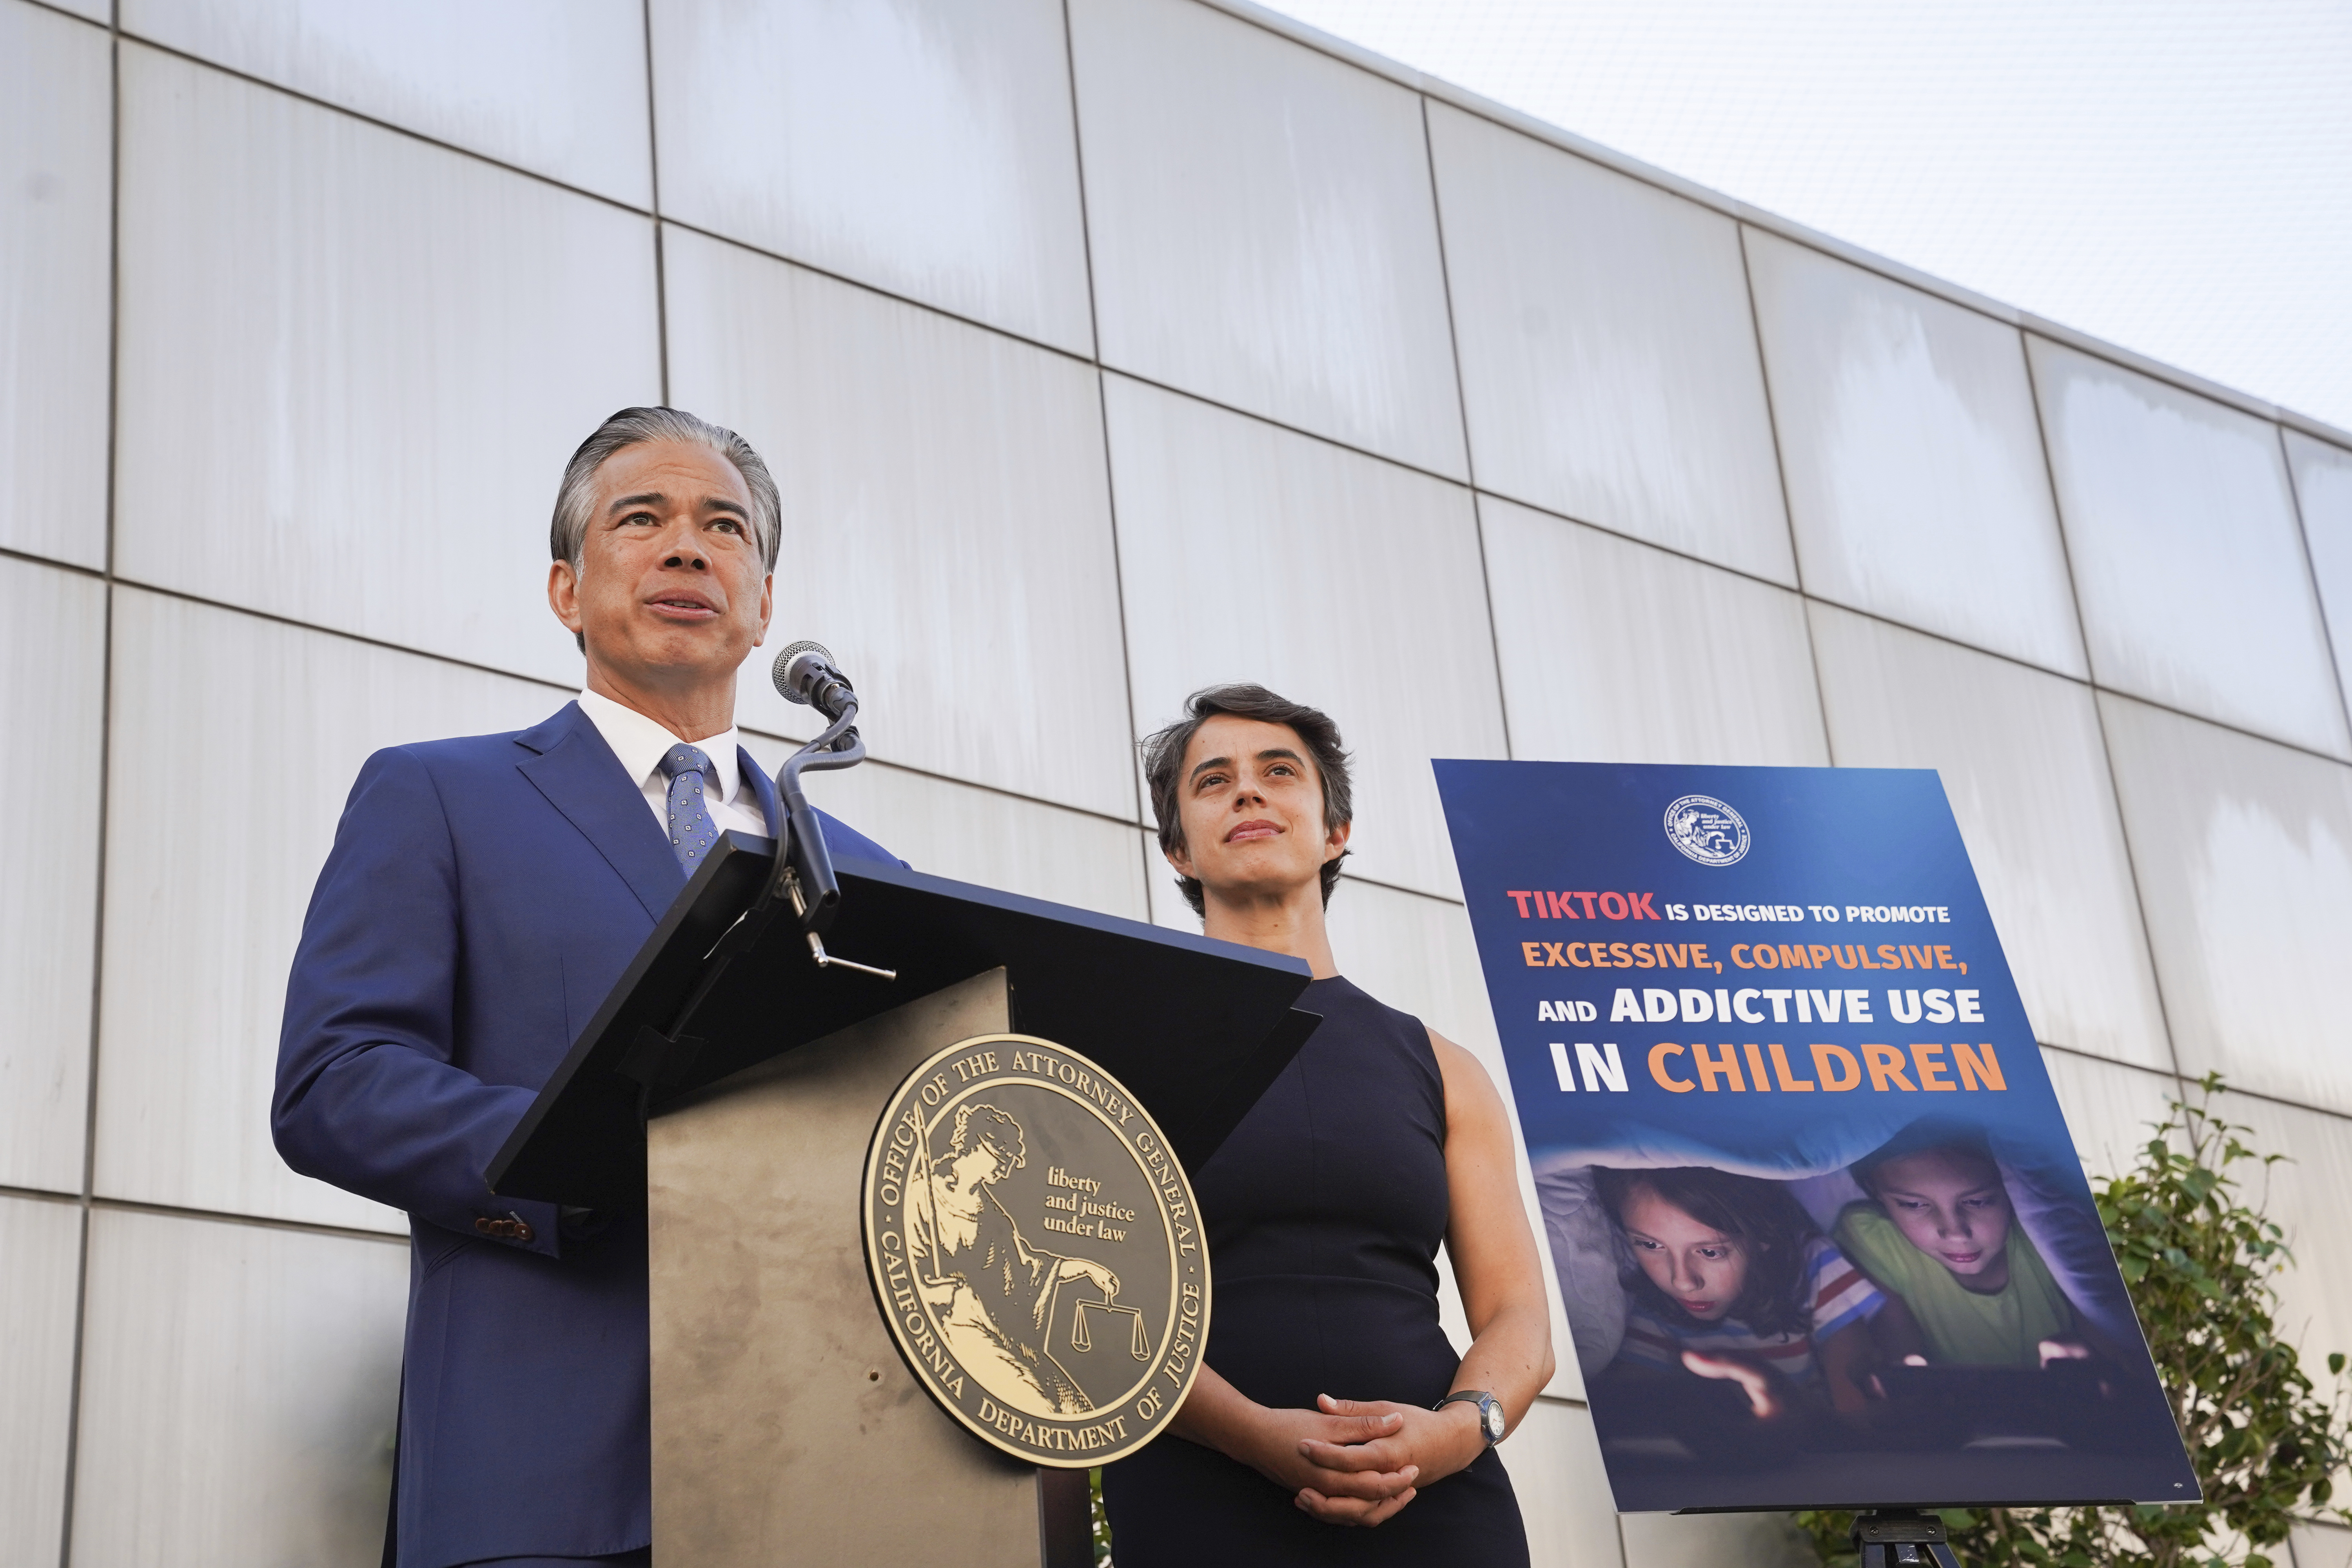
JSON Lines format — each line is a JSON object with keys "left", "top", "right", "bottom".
{"left": 1140, "top": 684, "right": 1354, "bottom": 917}
{"left": 1593, "top": 1165, "right": 1818, "bottom": 1339}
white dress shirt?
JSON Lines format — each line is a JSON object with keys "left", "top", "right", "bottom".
{"left": 576, "top": 688, "right": 771, "bottom": 840}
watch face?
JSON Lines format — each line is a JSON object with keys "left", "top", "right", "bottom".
{"left": 1482, "top": 1399, "right": 1506, "bottom": 1441}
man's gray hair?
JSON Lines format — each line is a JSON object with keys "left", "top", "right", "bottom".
{"left": 550, "top": 407, "right": 782, "bottom": 573}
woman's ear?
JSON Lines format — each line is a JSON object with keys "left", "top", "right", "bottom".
{"left": 1322, "top": 816, "right": 1352, "bottom": 863}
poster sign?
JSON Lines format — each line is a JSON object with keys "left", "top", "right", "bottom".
{"left": 1435, "top": 760, "right": 2197, "bottom": 1513}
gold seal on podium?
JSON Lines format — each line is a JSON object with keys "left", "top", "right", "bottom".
{"left": 861, "top": 1034, "right": 1209, "bottom": 1467}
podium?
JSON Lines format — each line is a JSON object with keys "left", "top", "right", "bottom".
{"left": 490, "top": 833, "right": 1317, "bottom": 1566}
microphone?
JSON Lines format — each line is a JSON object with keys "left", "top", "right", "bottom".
{"left": 771, "top": 640, "right": 855, "bottom": 721}
{"left": 757, "top": 638, "right": 890, "bottom": 979}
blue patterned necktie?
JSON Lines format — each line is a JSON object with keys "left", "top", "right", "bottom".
{"left": 657, "top": 744, "right": 721, "bottom": 874}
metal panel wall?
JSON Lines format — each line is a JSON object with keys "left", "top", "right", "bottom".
{"left": 1070, "top": 0, "right": 1468, "bottom": 477}
{"left": 7, "top": 2, "right": 2352, "bottom": 1565}
{"left": 2034, "top": 337, "right": 2350, "bottom": 758}
{"left": 69, "top": 1209, "right": 406, "bottom": 1566}
{"left": 1427, "top": 102, "right": 1792, "bottom": 584}
{"left": 0, "top": 1196, "right": 79, "bottom": 1568}
{"left": 1481, "top": 494, "right": 1829, "bottom": 768}
{"left": 663, "top": 225, "right": 1136, "bottom": 817}
{"left": 2098, "top": 692, "right": 2352, "bottom": 1114}
{"left": 114, "top": 42, "right": 653, "bottom": 688}
{"left": 0, "top": 0, "right": 111, "bottom": 570}
{"left": 120, "top": 0, "right": 653, "bottom": 203}
{"left": 1749, "top": 230, "right": 2086, "bottom": 677}
{"left": 2288, "top": 430, "right": 2352, "bottom": 708}
{"left": 0, "top": 559, "right": 105, "bottom": 1193}
{"left": 651, "top": 0, "right": 1094, "bottom": 354}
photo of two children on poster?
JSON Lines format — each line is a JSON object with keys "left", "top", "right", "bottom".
{"left": 1534, "top": 1107, "right": 2184, "bottom": 1510}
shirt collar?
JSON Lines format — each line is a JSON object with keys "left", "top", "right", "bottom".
{"left": 576, "top": 688, "right": 744, "bottom": 804}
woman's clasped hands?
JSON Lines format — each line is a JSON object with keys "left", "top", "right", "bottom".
{"left": 1244, "top": 1393, "right": 1489, "bottom": 1526}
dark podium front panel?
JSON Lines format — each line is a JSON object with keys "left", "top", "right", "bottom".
{"left": 491, "top": 831, "right": 1317, "bottom": 1207}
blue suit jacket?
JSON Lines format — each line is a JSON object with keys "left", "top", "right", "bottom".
{"left": 274, "top": 701, "right": 896, "bottom": 1568}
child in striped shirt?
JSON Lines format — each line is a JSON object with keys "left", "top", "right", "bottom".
{"left": 1596, "top": 1165, "right": 1890, "bottom": 1419}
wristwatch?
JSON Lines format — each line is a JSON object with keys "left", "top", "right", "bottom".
{"left": 1434, "top": 1389, "right": 1506, "bottom": 1447}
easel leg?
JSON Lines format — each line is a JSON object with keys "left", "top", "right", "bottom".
{"left": 1861, "top": 1547, "right": 1964, "bottom": 1568}
{"left": 1851, "top": 1510, "right": 1962, "bottom": 1568}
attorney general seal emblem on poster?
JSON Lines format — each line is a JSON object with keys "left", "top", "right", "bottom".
{"left": 1663, "top": 793, "right": 1751, "bottom": 866}
{"left": 862, "top": 1034, "right": 1208, "bottom": 1466}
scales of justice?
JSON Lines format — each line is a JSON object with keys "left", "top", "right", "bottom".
{"left": 1066, "top": 1293, "right": 1153, "bottom": 1361}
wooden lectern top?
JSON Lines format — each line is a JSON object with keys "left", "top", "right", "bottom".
{"left": 490, "top": 832, "right": 1318, "bottom": 1208}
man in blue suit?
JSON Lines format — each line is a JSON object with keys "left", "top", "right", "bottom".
{"left": 275, "top": 407, "right": 895, "bottom": 1567}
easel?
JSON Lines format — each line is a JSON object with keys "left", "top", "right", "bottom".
{"left": 1850, "top": 1510, "right": 1962, "bottom": 1568}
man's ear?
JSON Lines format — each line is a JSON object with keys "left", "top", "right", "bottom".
{"left": 1163, "top": 837, "right": 1196, "bottom": 881}
{"left": 548, "top": 559, "right": 583, "bottom": 635}
{"left": 1322, "top": 816, "right": 1353, "bottom": 864}
{"left": 753, "top": 573, "right": 774, "bottom": 645}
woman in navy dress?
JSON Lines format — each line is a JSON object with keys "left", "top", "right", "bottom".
{"left": 1102, "top": 685, "right": 1554, "bottom": 1564}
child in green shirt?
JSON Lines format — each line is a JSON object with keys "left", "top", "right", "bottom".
{"left": 1833, "top": 1140, "right": 2084, "bottom": 1367}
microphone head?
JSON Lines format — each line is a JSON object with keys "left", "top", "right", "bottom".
{"left": 772, "top": 640, "right": 835, "bottom": 705}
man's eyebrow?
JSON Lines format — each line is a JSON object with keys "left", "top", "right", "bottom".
{"left": 606, "top": 492, "right": 750, "bottom": 519}
{"left": 1187, "top": 754, "right": 1232, "bottom": 784}
{"left": 1255, "top": 747, "right": 1307, "bottom": 767}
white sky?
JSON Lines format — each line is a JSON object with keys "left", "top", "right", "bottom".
{"left": 1261, "top": 0, "right": 2352, "bottom": 435}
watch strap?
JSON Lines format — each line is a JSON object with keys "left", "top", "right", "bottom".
{"left": 1434, "top": 1390, "right": 1504, "bottom": 1446}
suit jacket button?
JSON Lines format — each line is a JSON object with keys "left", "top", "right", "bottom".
{"left": 509, "top": 1219, "right": 534, "bottom": 1243}
{"left": 474, "top": 1217, "right": 495, "bottom": 1235}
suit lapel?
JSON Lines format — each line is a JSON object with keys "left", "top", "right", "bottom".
{"left": 515, "top": 702, "right": 682, "bottom": 923}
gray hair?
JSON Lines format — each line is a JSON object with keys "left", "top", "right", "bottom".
{"left": 549, "top": 406, "right": 782, "bottom": 573}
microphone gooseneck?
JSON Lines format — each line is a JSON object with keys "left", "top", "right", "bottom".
{"left": 755, "top": 638, "right": 889, "bottom": 978}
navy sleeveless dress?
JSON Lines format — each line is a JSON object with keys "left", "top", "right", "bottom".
{"left": 1102, "top": 976, "right": 1530, "bottom": 1564}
